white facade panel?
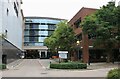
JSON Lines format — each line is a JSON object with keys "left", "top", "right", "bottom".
{"left": 118, "top": 1, "right": 120, "bottom": 6}
{"left": 0, "top": 0, "right": 2, "bottom": 34}
{"left": 1, "top": 0, "right": 23, "bottom": 50}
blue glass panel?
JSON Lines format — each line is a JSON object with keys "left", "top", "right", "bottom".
{"left": 39, "top": 37, "right": 47, "bottom": 42}
{"left": 39, "top": 25, "right": 48, "bottom": 29}
{"left": 39, "top": 31, "right": 48, "bottom": 36}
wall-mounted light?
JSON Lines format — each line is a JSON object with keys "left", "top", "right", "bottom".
{"left": 76, "top": 40, "right": 80, "bottom": 45}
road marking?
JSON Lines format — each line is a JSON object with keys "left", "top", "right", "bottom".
{"left": 37, "top": 60, "right": 46, "bottom": 69}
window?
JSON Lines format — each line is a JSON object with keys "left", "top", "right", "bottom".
{"left": 24, "top": 37, "right": 29, "bottom": 42}
{"left": 39, "top": 37, "right": 47, "bottom": 42}
{"left": 24, "top": 31, "right": 29, "bottom": 35}
{"left": 39, "top": 25, "right": 48, "bottom": 29}
{"left": 39, "top": 31, "right": 48, "bottom": 36}
{"left": 25, "top": 24, "right": 30, "bottom": 29}
{"left": 29, "top": 37, "right": 38, "bottom": 42}
{"left": 7, "top": 8, "right": 9, "bottom": 16}
{"left": 5, "top": 30, "right": 8, "bottom": 38}
{"left": 88, "top": 34, "right": 96, "bottom": 39}
{"left": 14, "top": 2, "right": 18, "bottom": 17}
{"left": 74, "top": 18, "right": 81, "bottom": 28}
{"left": 29, "top": 31, "right": 39, "bottom": 36}
{"left": 48, "top": 25, "right": 56, "bottom": 30}
{"left": 48, "top": 31, "right": 54, "bottom": 36}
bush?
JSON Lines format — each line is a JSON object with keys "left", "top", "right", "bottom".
{"left": 50, "top": 62, "right": 87, "bottom": 69}
{"left": 0, "top": 64, "right": 6, "bottom": 70}
{"left": 107, "top": 68, "right": 120, "bottom": 79}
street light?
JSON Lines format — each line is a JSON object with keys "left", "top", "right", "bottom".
{"left": 76, "top": 40, "right": 80, "bottom": 45}
{"left": 76, "top": 40, "right": 80, "bottom": 60}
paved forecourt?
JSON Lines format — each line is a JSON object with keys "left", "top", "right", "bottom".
{"left": 2, "top": 59, "right": 118, "bottom": 77}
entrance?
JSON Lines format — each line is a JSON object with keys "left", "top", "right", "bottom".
{"left": 2, "top": 54, "right": 7, "bottom": 64}
{"left": 25, "top": 50, "right": 39, "bottom": 59}
{"left": 39, "top": 50, "right": 48, "bottom": 59}
{"left": 41, "top": 52, "right": 45, "bottom": 58}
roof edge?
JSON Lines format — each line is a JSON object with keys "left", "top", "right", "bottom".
{"left": 69, "top": 7, "right": 98, "bottom": 23}
{"left": 24, "top": 16, "right": 67, "bottom": 21}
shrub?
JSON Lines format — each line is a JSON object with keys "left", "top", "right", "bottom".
{"left": 0, "top": 64, "right": 6, "bottom": 70}
{"left": 50, "top": 62, "right": 87, "bottom": 69}
{"left": 107, "top": 68, "right": 120, "bottom": 79}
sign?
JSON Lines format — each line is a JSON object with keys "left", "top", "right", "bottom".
{"left": 58, "top": 51, "right": 68, "bottom": 59}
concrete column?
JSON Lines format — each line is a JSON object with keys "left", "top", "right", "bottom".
{"left": 82, "top": 33, "right": 89, "bottom": 63}
{"left": 45, "top": 51, "right": 47, "bottom": 57}
{"left": 39, "top": 51, "right": 41, "bottom": 58}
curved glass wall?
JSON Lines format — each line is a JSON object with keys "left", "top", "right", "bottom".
{"left": 24, "top": 18, "right": 62, "bottom": 46}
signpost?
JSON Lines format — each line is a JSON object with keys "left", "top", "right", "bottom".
{"left": 58, "top": 51, "right": 68, "bottom": 63}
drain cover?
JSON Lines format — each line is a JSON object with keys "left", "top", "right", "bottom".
{"left": 41, "top": 72, "right": 47, "bottom": 74}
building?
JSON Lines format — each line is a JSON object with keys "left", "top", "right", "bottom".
{"left": 0, "top": 0, "right": 24, "bottom": 64}
{"left": 69, "top": 7, "right": 97, "bottom": 63}
{"left": 23, "top": 17, "right": 64, "bottom": 59}
{"left": 69, "top": 7, "right": 120, "bottom": 63}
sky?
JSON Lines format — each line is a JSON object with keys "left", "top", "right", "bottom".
{"left": 22, "top": 0, "right": 120, "bottom": 20}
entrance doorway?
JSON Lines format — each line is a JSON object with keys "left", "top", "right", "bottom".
{"left": 25, "top": 50, "right": 39, "bottom": 59}
{"left": 41, "top": 52, "right": 45, "bottom": 58}
{"left": 39, "top": 51, "right": 48, "bottom": 59}
{"left": 2, "top": 54, "right": 7, "bottom": 64}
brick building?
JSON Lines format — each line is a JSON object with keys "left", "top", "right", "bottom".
{"left": 69, "top": 7, "right": 97, "bottom": 63}
{"left": 69, "top": 7, "right": 120, "bottom": 63}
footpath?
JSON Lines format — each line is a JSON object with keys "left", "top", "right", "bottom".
{"left": 87, "top": 62, "right": 119, "bottom": 70}
{"left": 7, "top": 59, "right": 23, "bottom": 69}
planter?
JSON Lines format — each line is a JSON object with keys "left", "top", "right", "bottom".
{"left": 52, "top": 56, "right": 58, "bottom": 59}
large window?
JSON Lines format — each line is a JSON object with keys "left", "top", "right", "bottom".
{"left": 29, "top": 37, "right": 38, "bottom": 42}
{"left": 48, "top": 25, "right": 56, "bottom": 30}
{"left": 39, "top": 37, "right": 47, "bottom": 42}
{"left": 25, "top": 24, "right": 30, "bottom": 29}
{"left": 24, "top": 42, "right": 44, "bottom": 46}
{"left": 39, "top": 31, "right": 48, "bottom": 36}
{"left": 24, "top": 31, "right": 29, "bottom": 35}
{"left": 48, "top": 31, "right": 54, "bottom": 36}
{"left": 35, "top": 43, "right": 44, "bottom": 46}
{"left": 24, "top": 37, "right": 29, "bottom": 42}
{"left": 39, "top": 25, "right": 48, "bottom": 29}
{"left": 29, "top": 31, "right": 39, "bottom": 36}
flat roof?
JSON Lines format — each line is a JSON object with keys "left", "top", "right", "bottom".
{"left": 25, "top": 16, "right": 66, "bottom": 21}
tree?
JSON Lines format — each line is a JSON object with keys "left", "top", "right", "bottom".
{"left": 81, "top": 2, "right": 119, "bottom": 63}
{"left": 44, "top": 21, "right": 76, "bottom": 55}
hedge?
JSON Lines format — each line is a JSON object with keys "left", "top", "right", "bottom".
{"left": 50, "top": 62, "right": 87, "bottom": 69}
{"left": 0, "top": 64, "right": 6, "bottom": 70}
{"left": 107, "top": 68, "right": 120, "bottom": 79}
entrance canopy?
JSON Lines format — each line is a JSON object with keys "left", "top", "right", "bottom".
{"left": 23, "top": 46, "right": 48, "bottom": 51}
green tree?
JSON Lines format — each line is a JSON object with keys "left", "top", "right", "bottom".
{"left": 44, "top": 21, "right": 76, "bottom": 55}
{"left": 81, "top": 2, "right": 119, "bottom": 63}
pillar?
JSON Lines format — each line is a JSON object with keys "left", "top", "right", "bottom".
{"left": 82, "top": 33, "right": 89, "bottom": 63}
{"left": 45, "top": 51, "right": 47, "bottom": 57}
{"left": 39, "top": 50, "right": 41, "bottom": 58}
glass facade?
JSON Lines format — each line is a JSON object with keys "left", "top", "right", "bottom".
{"left": 24, "top": 17, "right": 63, "bottom": 46}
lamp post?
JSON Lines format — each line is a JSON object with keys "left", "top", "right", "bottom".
{"left": 77, "top": 40, "right": 80, "bottom": 60}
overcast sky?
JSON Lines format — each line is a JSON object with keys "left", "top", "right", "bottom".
{"left": 22, "top": 0, "right": 119, "bottom": 20}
